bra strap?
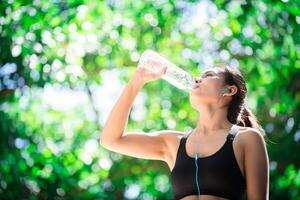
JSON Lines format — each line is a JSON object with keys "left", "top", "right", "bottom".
{"left": 183, "top": 129, "right": 192, "bottom": 139}
{"left": 230, "top": 124, "right": 238, "bottom": 136}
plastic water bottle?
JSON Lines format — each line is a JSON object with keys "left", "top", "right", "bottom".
{"left": 137, "top": 49, "right": 197, "bottom": 90}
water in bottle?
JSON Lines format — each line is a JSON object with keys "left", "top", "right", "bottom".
{"left": 137, "top": 49, "right": 197, "bottom": 90}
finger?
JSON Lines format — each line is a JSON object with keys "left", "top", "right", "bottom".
{"left": 161, "top": 66, "right": 167, "bottom": 74}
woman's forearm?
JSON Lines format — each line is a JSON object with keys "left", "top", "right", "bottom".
{"left": 100, "top": 75, "right": 144, "bottom": 145}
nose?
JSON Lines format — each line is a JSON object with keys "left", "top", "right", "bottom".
{"left": 194, "top": 77, "right": 201, "bottom": 84}
{"left": 191, "top": 77, "right": 201, "bottom": 89}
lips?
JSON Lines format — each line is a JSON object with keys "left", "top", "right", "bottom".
{"left": 192, "top": 77, "right": 201, "bottom": 88}
{"left": 190, "top": 84, "right": 200, "bottom": 90}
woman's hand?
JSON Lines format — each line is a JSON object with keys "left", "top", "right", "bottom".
{"left": 130, "top": 64, "right": 168, "bottom": 86}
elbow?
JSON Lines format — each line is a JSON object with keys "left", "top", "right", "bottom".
{"left": 99, "top": 134, "right": 110, "bottom": 147}
{"left": 99, "top": 137, "right": 105, "bottom": 147}
{"left": 100, "top": 138, "right": 112, "bottom": 149}
{"left": 99, "top": 132, "right": 118, "bottom": 148}
{"left": 99, "top": 131, "right": 108, "bottom": 147}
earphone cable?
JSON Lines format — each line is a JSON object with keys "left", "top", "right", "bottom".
{"left": 195, "top": 152, "right": 200, "bottom": 200}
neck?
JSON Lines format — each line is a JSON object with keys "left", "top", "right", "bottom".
{"left": 194, "top": 104, "right": 233, "bottom": 136}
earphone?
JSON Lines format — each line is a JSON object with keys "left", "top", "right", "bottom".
{"left": 223, "top": 88, "right": 231, "bottom": 94}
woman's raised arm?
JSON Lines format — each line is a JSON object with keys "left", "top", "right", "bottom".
{"left": 99, "top": 65, "right": 176, "bottom": 161}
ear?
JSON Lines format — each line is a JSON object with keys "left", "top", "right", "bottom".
{"left": 229, "top": 85, "right": 238, "bottom": 95}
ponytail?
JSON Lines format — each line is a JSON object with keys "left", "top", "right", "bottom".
{"left": 237, "top": 105, "right": 252, "bottom": 127}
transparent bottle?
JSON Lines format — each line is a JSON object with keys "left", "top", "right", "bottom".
{"left": 137, "top": 49, "right": 197, "bottom": 90}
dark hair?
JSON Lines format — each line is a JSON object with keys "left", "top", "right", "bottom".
{"left": 215, "top": 64, "right": 269, "bottom": 144}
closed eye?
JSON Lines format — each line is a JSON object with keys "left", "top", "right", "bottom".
{"left": 202, "top": 73, "right": 213, "bottom": 78}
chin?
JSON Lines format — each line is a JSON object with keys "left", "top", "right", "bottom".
{"left": 189, "top": 93, "right": 202, "bottom": 101}
{"left": 189, "top": 98, "right": 200, "bottom": 108}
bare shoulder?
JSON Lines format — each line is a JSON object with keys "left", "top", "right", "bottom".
{"left": 234, "top": 126, "right": 266, "bottom": 150}
{"left": 157, "top": 130, "right": 186, "bottom": 143}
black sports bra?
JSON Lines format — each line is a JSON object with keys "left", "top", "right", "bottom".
{"left": 170, "top": 127, "right": 246, "bottom": 200}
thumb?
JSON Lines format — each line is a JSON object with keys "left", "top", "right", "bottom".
{"left": 161, "top": 66, "right": 168, "bottom": 75}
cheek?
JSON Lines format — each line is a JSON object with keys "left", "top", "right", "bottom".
{"left": 200, "top": 80, "right": 222, "bottom": 92}
{"left": 190, "top": 84, "right": 221, "bottom": 99}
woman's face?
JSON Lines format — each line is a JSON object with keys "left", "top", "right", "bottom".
{"left": 189, "top": 68, "right": 226, "bottom": 109}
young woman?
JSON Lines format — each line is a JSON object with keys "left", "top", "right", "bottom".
{"left": 100, "top": 64, "right": 269, "bottom": 200}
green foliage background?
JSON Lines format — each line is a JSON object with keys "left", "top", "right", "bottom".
{"left": 0, "top": 0, "right": 299, "bottom": 199}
